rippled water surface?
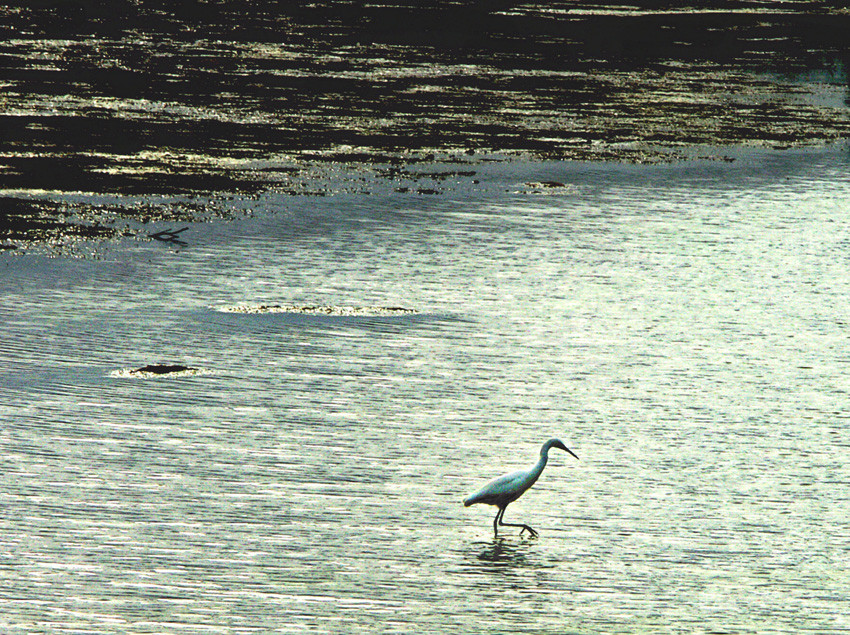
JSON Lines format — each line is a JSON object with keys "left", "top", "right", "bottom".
{"left": 2, "top": 148, "right": 849, "bottom": 633}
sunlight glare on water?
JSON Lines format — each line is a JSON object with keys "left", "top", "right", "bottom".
{"left": 1, "top": 147, "right": 849, "bottom": 633}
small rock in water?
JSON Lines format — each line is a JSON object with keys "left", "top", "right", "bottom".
{"left": 112, "top": 364, "right": 212, "bottom": 378}
{"left": 133, "top": 364, "right": 195, "bottom": 375}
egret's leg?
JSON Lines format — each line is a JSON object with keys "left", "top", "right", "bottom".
{"left": 493, "top": 507, "right": 505, "bottom": 538}
{"left": 498, "top": 507, "right": 539, "bottom": 538}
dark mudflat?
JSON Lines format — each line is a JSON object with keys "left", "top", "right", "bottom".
{"left": 2, "top": 1, "right": 849, "bottom": 245}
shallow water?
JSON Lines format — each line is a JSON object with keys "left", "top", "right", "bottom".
{"left": 2, "top": 148, "right": 849, "bottom": 633}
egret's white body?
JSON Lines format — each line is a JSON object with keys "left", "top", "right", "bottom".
{"left": 463, "top": 438, "right": 578, "bottom": 537}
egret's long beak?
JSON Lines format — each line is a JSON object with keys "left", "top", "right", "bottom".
{"left": 553, "top": 439, "right": 579, "bottom": 460}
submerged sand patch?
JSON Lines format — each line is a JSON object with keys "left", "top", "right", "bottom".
{"left": 214, "top": 304, "right": 419, "bottom": 316}
{"left": 111, "top": 364, "right": 216, "bottom": 378}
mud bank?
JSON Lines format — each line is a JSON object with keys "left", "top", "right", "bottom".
{"left": 2, "top": 1, "right": 848, "bottom": 246}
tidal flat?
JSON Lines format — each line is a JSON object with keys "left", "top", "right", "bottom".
{"left": 2, "top": 1, "right": 849, "bottom": 245}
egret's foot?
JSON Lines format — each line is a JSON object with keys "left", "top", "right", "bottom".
{"left": 519, "top": 526, "right": 539, "bottom": 538}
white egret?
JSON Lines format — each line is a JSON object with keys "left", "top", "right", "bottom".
{"left": 463, "top": 438, "right": 578, "bottom": 538}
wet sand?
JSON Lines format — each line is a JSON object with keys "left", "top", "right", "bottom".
{"left": 1, "top": 1, "right": 849, "bottom": 246}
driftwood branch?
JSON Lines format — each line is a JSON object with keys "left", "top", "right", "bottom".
{"left": 149, "top": 227, "right": 189, "bottom": 246}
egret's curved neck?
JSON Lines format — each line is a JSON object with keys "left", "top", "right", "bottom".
{"left": 529, "top": 447, "right": 550, "bottom": 481}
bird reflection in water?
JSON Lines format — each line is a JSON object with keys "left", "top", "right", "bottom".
{"left": 474, "top": 538, "right": 532, "bottom": 568}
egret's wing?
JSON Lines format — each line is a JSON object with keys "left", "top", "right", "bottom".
{"left": 464, "top": 469, "right": 530, "bottom": 506}
{"left": 481, "top": 470, "right": 528, "bottom": 495}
